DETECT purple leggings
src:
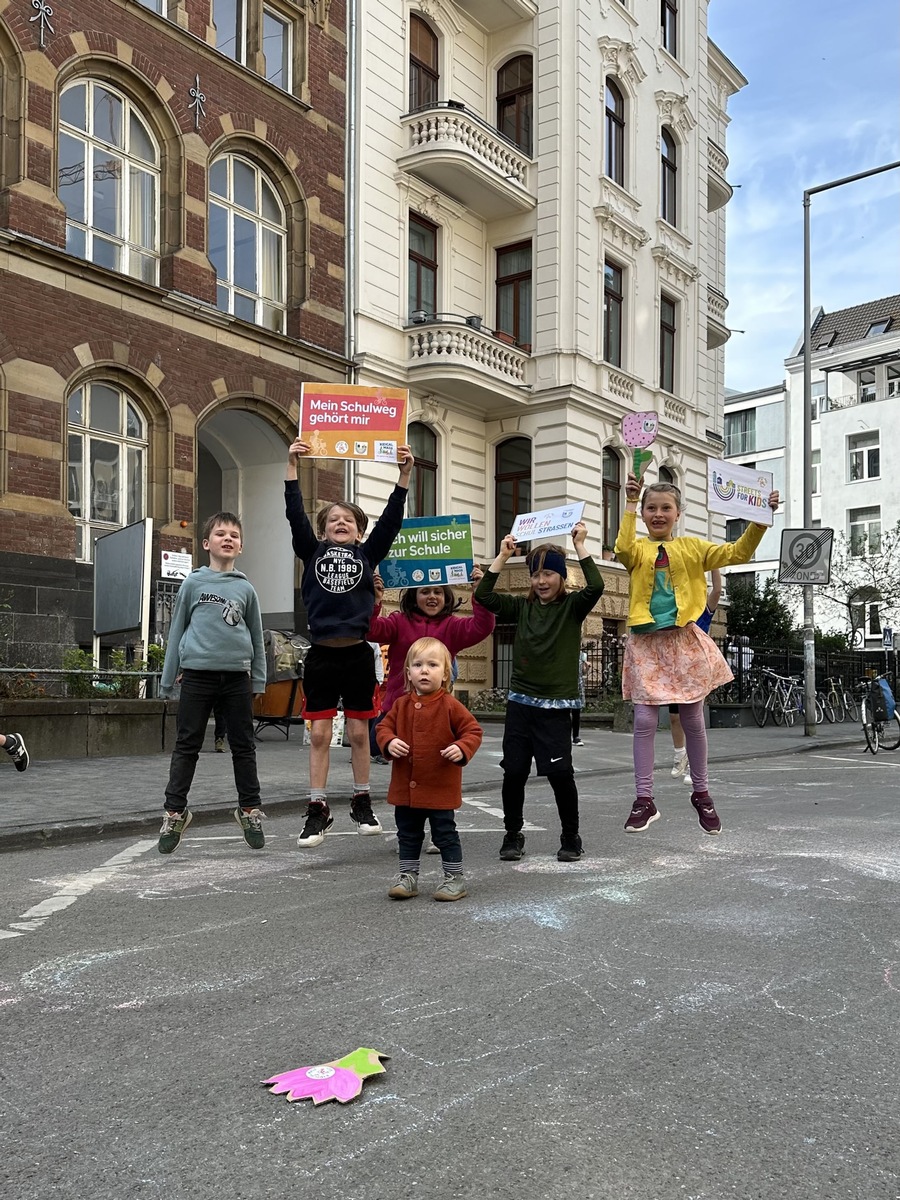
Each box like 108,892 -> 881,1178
633,700 -> 708,797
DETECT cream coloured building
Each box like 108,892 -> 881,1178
347,0 -> 745,689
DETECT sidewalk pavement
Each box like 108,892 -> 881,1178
0,717 -> 863,851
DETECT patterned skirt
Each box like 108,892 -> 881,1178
622,624 -> 733,706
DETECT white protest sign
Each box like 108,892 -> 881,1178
511,501 -> 585,542
707,459 -> 774,527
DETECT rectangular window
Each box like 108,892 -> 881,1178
724,409 -> 756,456
602,450 -> 621,550
659,294 -> 676,393
848,431 -> 880,481
213,0 -> 246,64
263,8 -> 292,90
137,0 -> 164,11
811,449 -> 820,496
888,365 -> 900,397
603,261 -> 623,366
849,507 -> 881,557
810,379 -> 825,422
495,242 -> 532,348
857,368 -> 876,403
725,518 -> 748,542
408,214 -> 438,319
661,0 -> 678,56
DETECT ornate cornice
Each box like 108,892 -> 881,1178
597,37 -> 646,91
651,242 -> 700,287
595,204 -> 650,252
655,90 -> 696,136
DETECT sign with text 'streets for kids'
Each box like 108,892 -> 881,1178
510,501 -> 585,543
299,383 -> 409,462
379,516 -> 474,589
707,459 -> 774,527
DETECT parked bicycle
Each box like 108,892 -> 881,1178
857,676 -> 900,754
819,675 -> 859,723
751,669 -> 820,728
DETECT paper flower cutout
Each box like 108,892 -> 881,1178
263,1048 -> 389,1105
622,411 -> 659,448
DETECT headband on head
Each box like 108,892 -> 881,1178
532,549 -> 568,579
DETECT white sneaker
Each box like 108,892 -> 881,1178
424,835 -> 440,854
671,749 -> 689,778
683,772 -> 693,787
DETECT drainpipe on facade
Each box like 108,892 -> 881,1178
346,0 -> 360,502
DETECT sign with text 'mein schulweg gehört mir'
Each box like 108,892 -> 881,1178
299,383 -> 409,462
379,516 -> 474,589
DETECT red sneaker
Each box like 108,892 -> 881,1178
624,797 -> 659,832
690,792 -> 722,835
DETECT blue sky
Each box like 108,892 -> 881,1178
707,1 -> 900,392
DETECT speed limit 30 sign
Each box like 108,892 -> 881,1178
778,528 -> 834,585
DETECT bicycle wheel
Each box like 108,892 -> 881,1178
782,696 -> 796,726
815,692 -> 827,724
751,686 -> 769,728
861,701 -> 879,754
843,691 -> 860,722
821,692 -> 836,723
881,712 -> 900,751
832,690 -> 846,722
773,691 -> 787,726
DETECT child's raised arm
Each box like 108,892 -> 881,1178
285,437 -> 311,481
396,444 -> 415,490
486,533 -> 518,574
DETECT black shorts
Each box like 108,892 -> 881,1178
302,642 -> 377,720
501,700 -> 573,777
668,704 -> 679,715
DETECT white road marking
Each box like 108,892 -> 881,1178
1,839 -> 156,940
461,796 -> 545,831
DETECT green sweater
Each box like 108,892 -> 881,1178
474,557 -> 604,700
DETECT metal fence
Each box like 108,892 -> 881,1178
0,667 -> 163,700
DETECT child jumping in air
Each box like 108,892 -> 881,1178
158,512 -> 267,854
474,523 -> 604,862
615,475 -> 779,836
285,438 -> 414,848
377,637 -> 483,901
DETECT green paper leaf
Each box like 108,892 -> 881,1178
632,448 -> 653,477
335,1047 -> 390,1078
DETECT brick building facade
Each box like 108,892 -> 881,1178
0,0 -> 349,666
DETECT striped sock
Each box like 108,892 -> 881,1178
441,860 -> 464,876
398,860 -> 420,875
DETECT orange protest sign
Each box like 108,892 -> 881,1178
299,383 -> 409,462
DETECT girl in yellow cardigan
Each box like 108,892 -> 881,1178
614,473 -> 779,836
377,637 -> 483,902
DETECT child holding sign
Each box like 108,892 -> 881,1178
285,438 -> 414,848
615,475 -> 779,836
474,524 -> 603,862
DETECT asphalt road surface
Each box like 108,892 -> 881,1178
1,747 -> 898,1200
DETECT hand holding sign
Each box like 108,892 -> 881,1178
622,412 -> 658,481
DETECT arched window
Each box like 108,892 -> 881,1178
408,422 -> 437,518
495,437 -> 531,547
58,80 -> 160,282
602,449 -> 621,550
67,382 -> 147,562
409,15 -> 439,110
659,465 -> 675,485
604,79 -> 625,186
497,55 -> 533,155
209,154 -> 287,332
660,127 -> 677,225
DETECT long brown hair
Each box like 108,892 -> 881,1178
399,586 -> 462,618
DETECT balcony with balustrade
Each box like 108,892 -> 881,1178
707,284 -> 730,349
707,140 -> 733,211
406,314 -> 531,410
398,103 -> 536,221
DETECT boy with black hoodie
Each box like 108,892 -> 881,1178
158,511 -> 266,854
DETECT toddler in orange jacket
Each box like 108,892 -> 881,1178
377,637 -> 483,902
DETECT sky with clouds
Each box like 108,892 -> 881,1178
707,0 -> 900,392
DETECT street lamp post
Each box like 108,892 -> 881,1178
801,160 -> 900,735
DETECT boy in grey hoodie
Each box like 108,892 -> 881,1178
158,512 -> 266,854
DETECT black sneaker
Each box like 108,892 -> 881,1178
158,809 -> 192,854
297,801 -> 333,848
499,831 -> 525,861
349,792 -> 383,835
557,834 -> 583,862
691,792 -> 722,836
234,806 -> 265,850
4,733 -> 29,773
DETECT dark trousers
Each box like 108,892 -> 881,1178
394,806 -> 462,865
213,700 -> 227,742
571,709 -> 581,740
165,670 -> 260,813
501,769 -> 579,839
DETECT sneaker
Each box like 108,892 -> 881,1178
349,793 -> 383,835
691,792 -> 722,836
4,733 -> 29,773
671,749 -> 689,778
624,797 -> 659,832
499,831 -> 525,861
215,737 -> 227,753
388,871 -> 419,900
371,754 -> 391,766
683,772 -> 693,788
433,874 -> 467,901
424,834 -> 440,854
297,801 -> 333,848
572,737 -> 586,747
557,834 -> 583,862
234,806 -> 265,850
158,808 -> 192,854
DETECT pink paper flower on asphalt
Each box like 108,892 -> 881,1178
263,1048 -> 389,1105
